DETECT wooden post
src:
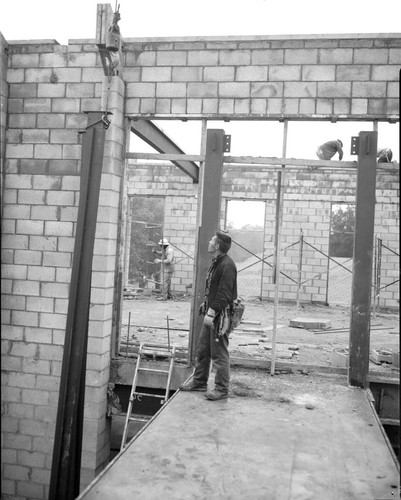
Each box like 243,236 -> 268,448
348,131 -> 377,388
189,129 -> 225,364
49,112 -> 107,499
271,120 -> 288,376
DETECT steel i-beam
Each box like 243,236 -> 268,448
348,131 -> 378,388
49,112 -> 107,499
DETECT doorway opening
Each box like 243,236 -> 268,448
327,203 -> 355,305
225,199 -> 266,300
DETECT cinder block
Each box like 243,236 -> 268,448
19,417 -> 48,436
236,66 -> 267,81
67,52 -> 97,67
8,113 -> 36,128
14,249 -> 42,265
9,83 -> 37,98
17,481 -> 45,499
142,67 -> 172,82
354,48 -> 388,64
6,144 -> 34,158
172,67 -> 202,82
219,82 -> 250,98
11,54 -> 39,68
2,463 -> 30,481
16,220 -> 44,235
2,295 -> 26,310
188,51 -> 219,66
252,49 -> 283,65
18,190 -> 45,204
354,81 -> 387,98
157,51 -> 187,66
39,344 -> 64,361
11,310 -> 39,327
37,113 -> 65,128
44,221 -> 73,237
2,234 -> 29,249
34,144 -> 62,159
269,65 -> 301,81
42,251 -> 71,267
37,83 -> 66,98
22,129 -> 49,143
41,282 -> 69,298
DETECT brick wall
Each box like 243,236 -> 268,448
127,162 -> 399,306
1,26 -> 400,500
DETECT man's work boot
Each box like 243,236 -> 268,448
205,390 -> 228,401
179,381 -> 207,392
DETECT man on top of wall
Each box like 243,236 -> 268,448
377,148 -> 393,163
316,139 -> 344,161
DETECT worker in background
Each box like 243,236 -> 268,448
180,231 -> 237,401
316,139 -> 344,161
377,148 -> 393,163
153,238 -> 175,300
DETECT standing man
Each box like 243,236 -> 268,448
153,238 -> 175,300
316,139 -> 344,161
180,231 -> 237,401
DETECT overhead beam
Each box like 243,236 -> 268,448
129,120 -> 199,182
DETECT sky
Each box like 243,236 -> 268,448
2,0 -> 401,43
2,0 -> 399,229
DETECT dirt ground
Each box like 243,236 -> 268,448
120,294 -> 399,375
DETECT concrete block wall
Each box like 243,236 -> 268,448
123,34 -> 400,120
1,36 -> 125,498
127,162 -> 399,307
1,23 -> 399,500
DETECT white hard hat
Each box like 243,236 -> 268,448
158,238 -> 169,245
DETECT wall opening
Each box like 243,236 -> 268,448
327,203 -> 355,306
225,199 -> 266,300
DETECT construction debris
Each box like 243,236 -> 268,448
370,349 -> 393,365
289,317 -> 332,330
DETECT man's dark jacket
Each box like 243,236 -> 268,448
206,253 -> 237,314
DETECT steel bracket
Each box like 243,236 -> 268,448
224,134 -> 231,153
351,136 -> 359,155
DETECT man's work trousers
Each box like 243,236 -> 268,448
192,321 -> 230,395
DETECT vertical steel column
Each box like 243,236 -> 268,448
348,131 -> 377,388
189,129 -> 225,364
49,112 -> 107,499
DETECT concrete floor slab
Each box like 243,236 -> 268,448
79,371 -> 399,500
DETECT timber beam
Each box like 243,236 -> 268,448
129,120 -> 199,182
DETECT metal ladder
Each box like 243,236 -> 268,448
120,342 -> 176,450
